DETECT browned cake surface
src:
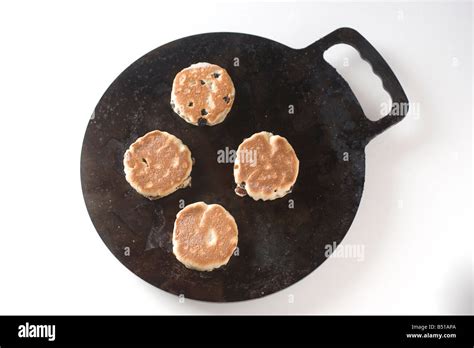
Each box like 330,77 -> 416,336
170,62 -> 235,126
123,130 -> 192,199
173,202 -> 238,271
234,131 -> 299,201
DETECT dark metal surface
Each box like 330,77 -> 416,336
80,27 -> 408,302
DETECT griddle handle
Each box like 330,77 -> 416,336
317,27 -> 409,142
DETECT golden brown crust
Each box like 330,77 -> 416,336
172,202 -> 238,271
123,130 -> 192,199
170,63 -> 235,126
234,131 -> 299,201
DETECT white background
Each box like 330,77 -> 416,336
0,0 -> 472,314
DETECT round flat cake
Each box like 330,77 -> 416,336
123,130 -> 193,199
234,131 -> 299,201
170,62 -> 235,126
173,202 -> 238,271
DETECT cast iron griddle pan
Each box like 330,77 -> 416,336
81,27 -> 408,302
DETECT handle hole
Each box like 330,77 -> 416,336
323,44 -> 392,121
